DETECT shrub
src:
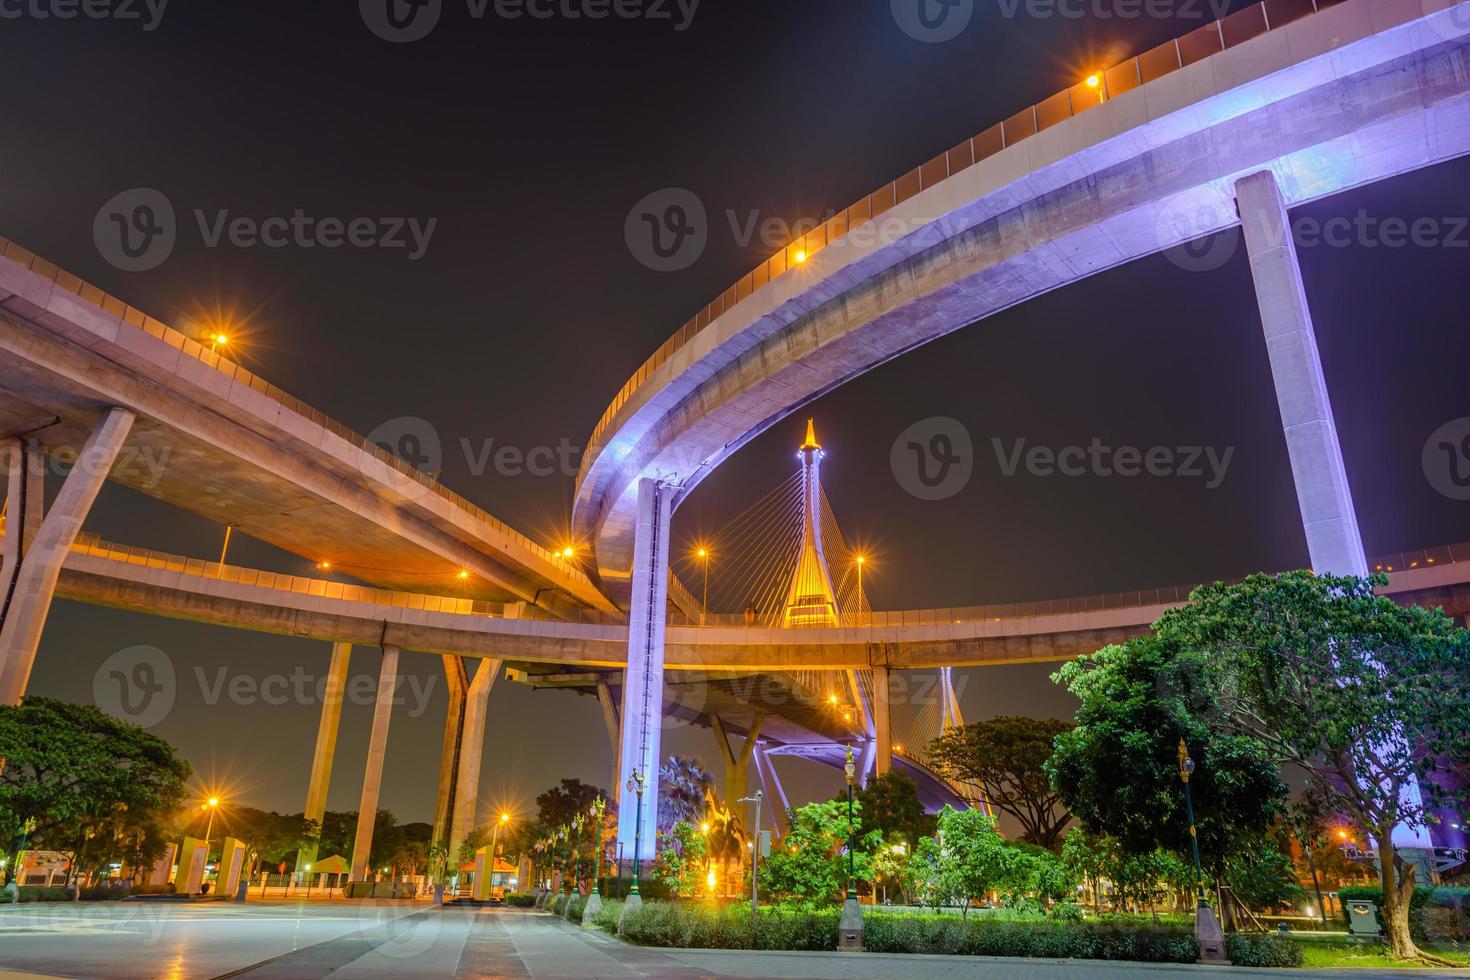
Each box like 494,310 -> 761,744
566,894 -> 585,920
17,886 -> 71,903
863,912 -> 1196,962
505,893 -> 536,908
595,876 -> 671,901
593,898 -> 622,933
616,902 -> 837,951
1049,902 -> 1084,923
1334,884 -> 1470,940
1225,933 -> 1305,968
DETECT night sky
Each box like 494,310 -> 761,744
4,1 -> 1469,831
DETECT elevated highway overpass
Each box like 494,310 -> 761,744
2,0 -> 1467,871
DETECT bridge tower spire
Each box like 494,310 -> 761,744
783,419 -> 841,628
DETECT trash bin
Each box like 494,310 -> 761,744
1347,899 -> 1383,939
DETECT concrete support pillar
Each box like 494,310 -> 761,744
0,409 -> 135,705
296,642 -> 350,875
872,664 -> 892,777
433,655 -> 469,849
448,657 -> 501,863
711,713 -> 763,807
596,677 -> 621,806
21,440 -> 44,553
0,440 -> 21,619
351,644 -> 399,881
616,478 -> 672,863
1236,170 -> 1368,577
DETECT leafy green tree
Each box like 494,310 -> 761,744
871,831 -> 913,904
1048,635 -> 1287,875
1224,837 -> 1304,913
760,799 -> 881,903
1155,571 -> 1470,962
0,697 -> 189,883
221,808 -> 317,872
656,819 -> 710,897
849,770 -> 935,850
536,779 -> 605,828
1060,828 -> 1113,913
928,716 -> 1074,850
925,806 -> 1038,915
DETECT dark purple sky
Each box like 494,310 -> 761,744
4,0 -> 1468,829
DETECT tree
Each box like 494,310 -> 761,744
1048,636 -> 1287,875
928,716 -> 1074,850
0,697 -> 190,883
221,808 -> 317,873
850,770 -> 935,850
656,819 -> 710,897
760,799 -> 881,903
536,779 -> 605,828
657,756 -> 714,833
1224,837 -> 1304,913
924,806 -> 1042,915
1155,571 -> 1470,962
871,832 -> 913,904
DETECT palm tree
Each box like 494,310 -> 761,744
657,756 -> 714,834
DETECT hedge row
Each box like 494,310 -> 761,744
504,893 -> 537,908
1337,885 -> 1470,941
611,902 -> 1302,966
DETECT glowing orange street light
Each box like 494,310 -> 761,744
694,545 -> 712,625
1085,73 -> 1100,88
793,249 -> 808,264
209,333 -> 229,352
457,570 -> 470,581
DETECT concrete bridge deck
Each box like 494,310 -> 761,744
0,243 -> 612,617
574,0 -> 1470,587
21,528 -> 1470,670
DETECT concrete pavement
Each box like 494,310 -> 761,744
2,903 -> 1468,979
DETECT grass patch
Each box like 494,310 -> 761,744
1291,934 -> 1470,969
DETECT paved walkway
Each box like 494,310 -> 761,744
1,903 -> 1467,979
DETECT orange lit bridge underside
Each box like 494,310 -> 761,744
43,533 -> 1470,672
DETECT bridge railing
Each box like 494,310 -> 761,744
585,0 -> 1341,463
0,235 -> 588,587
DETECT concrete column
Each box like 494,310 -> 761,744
448,657 -> 501,863
351,644 -> 399,881
296,642 -> 350,874
711,713 -> 763,806
1236,170 -> 1368,577
433,655 -> 469,848
596,677 -> 621,806
20,440 -> 44,554
0,409 -> 134,705
616,478 -> 672,862
0,440 -> 20,619
872,664 -> 892,777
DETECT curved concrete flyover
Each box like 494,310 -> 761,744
574,0 -> 1470,586
41,532 -> 1470,670
0,240 -> 613,617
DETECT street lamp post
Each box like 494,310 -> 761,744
488,812 -> 509,902
737,791 -> 762,917
838,746 -> 864,951
582,797 -> 606,926
618,769 -> 646,930
566,815 -> 585,920
1178,739 -> 1229,964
